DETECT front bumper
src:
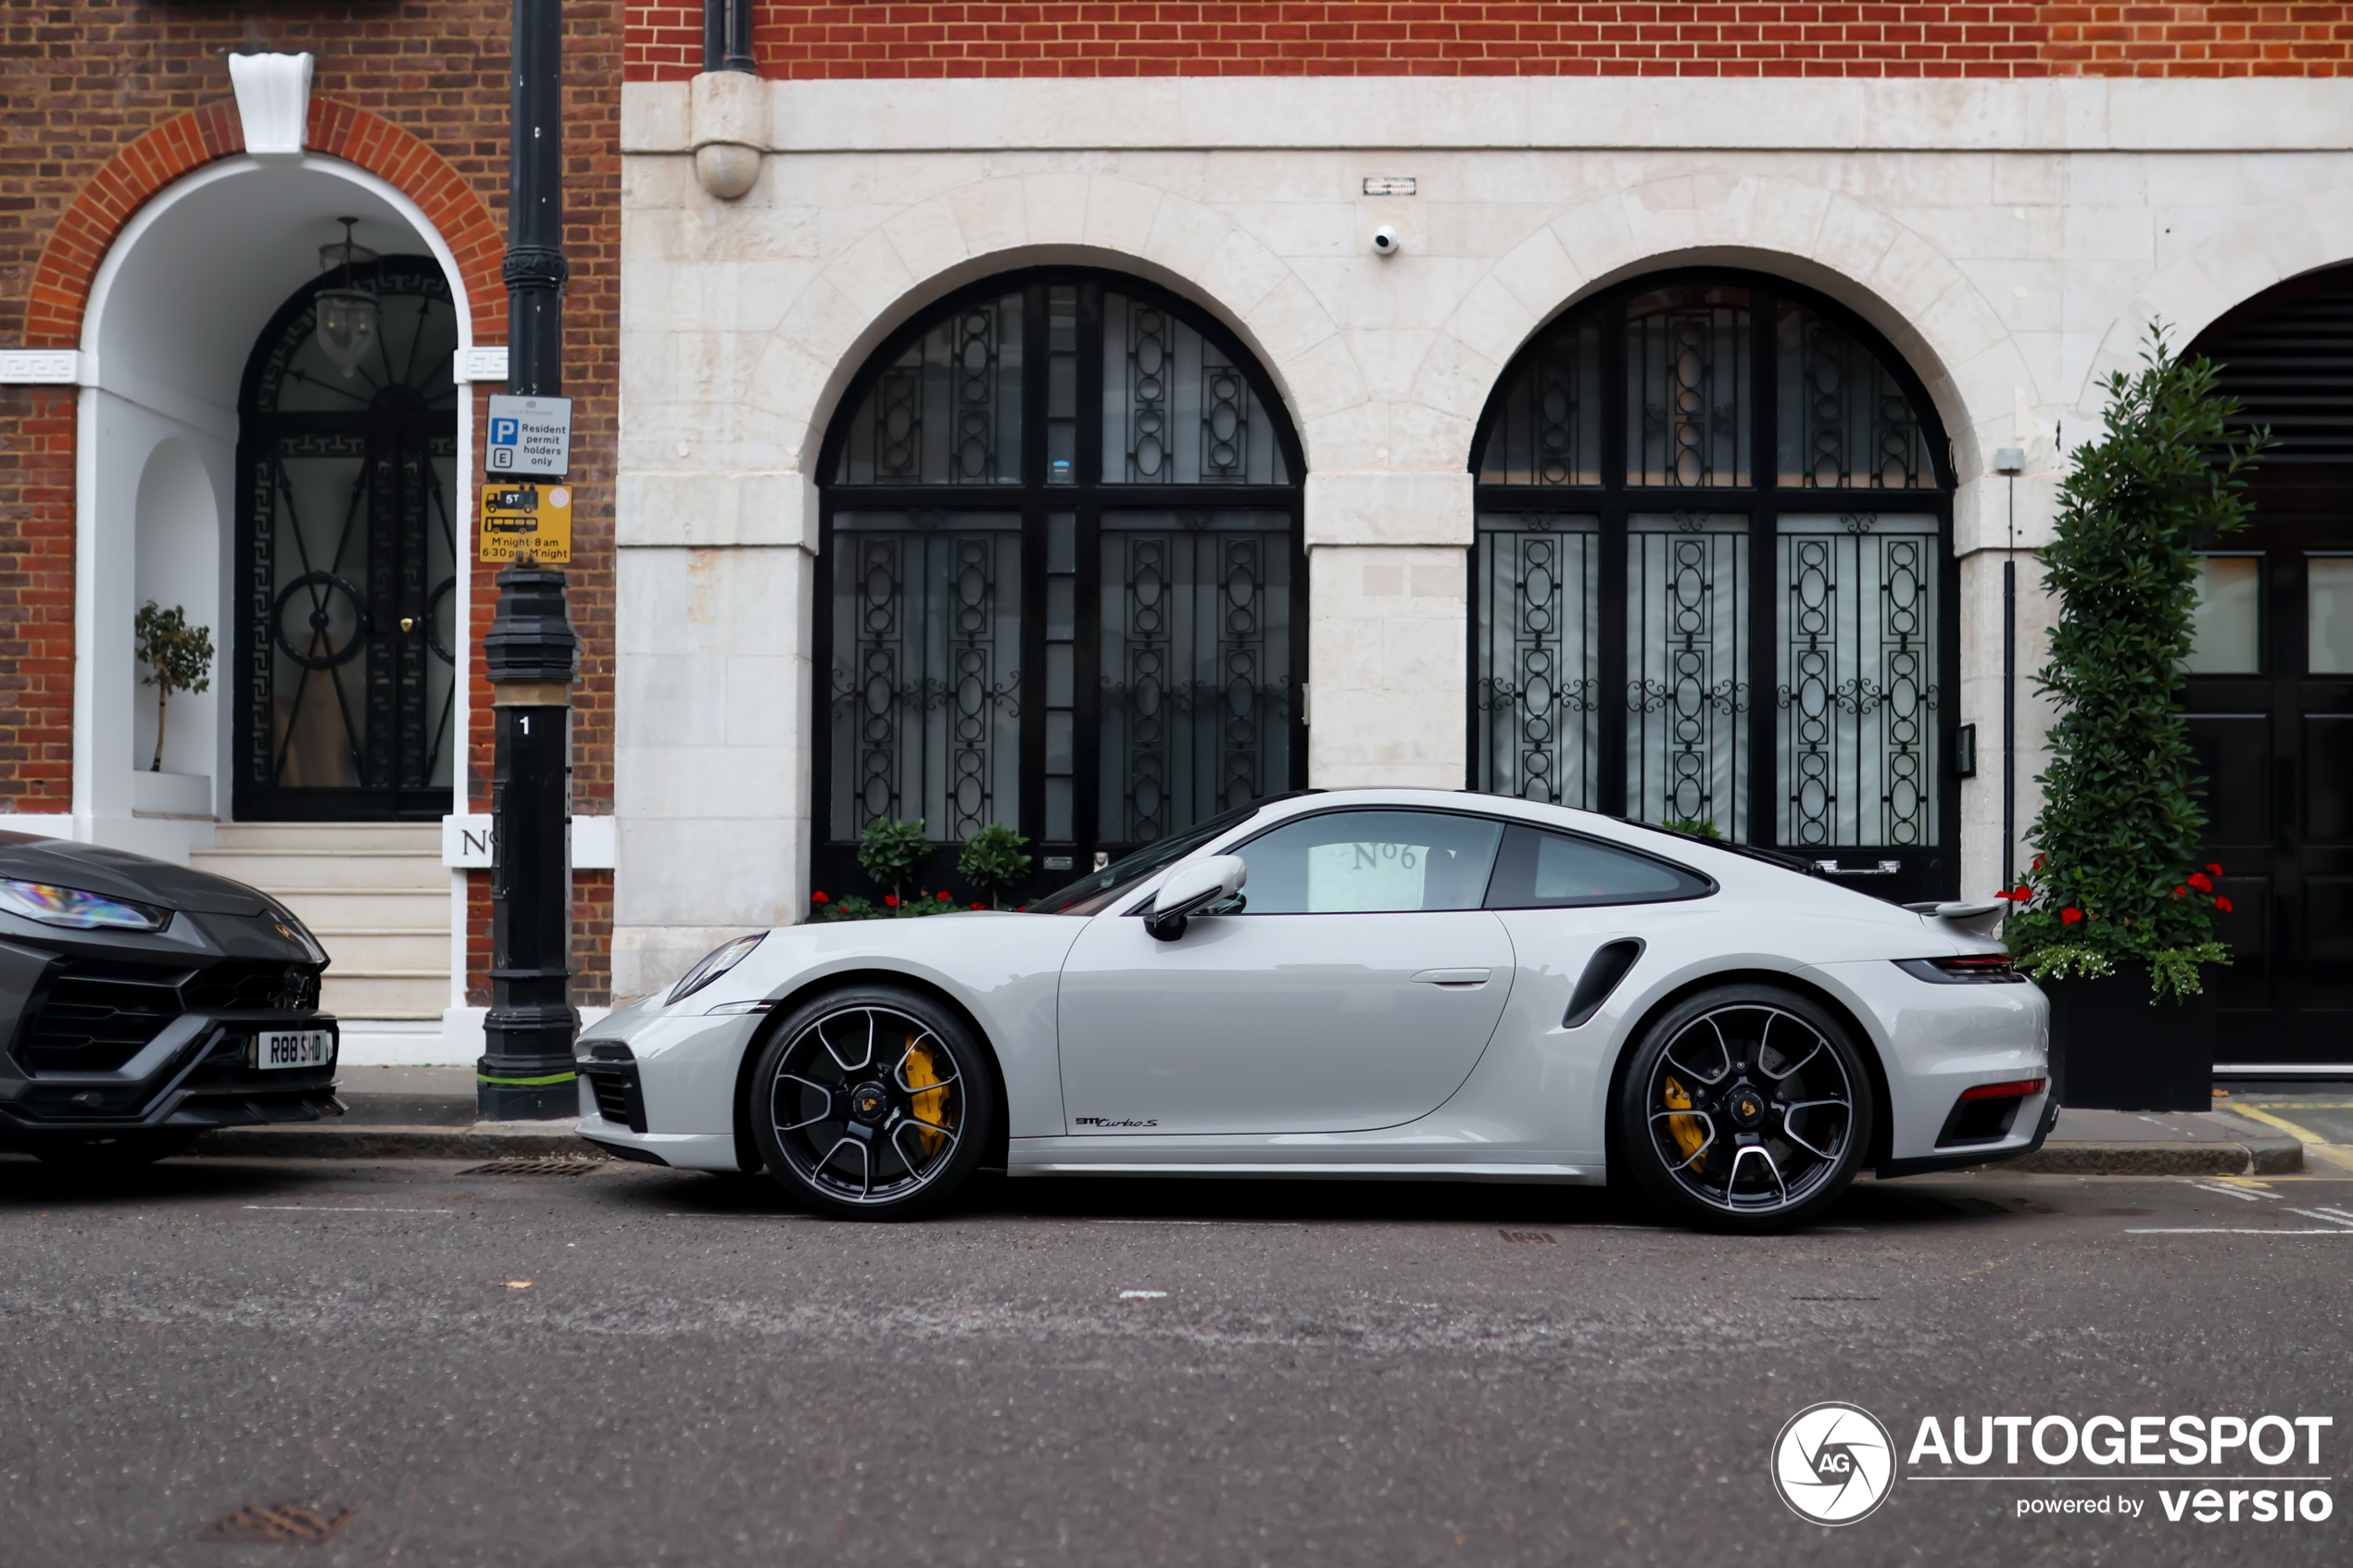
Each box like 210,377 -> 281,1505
0,1013 -> 342,1141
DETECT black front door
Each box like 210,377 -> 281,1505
2188,267 -> 2353,1068
233,257 -> 459,822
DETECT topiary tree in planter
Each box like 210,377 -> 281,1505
957,823 -> 1032,910
1998,327 -> 2266,1108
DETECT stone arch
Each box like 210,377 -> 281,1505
1417,176 -> 2024,483
768,174 -> 1356,479
27,97 -> 507,349
2082,187 -> 2353,408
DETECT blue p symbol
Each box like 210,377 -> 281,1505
490,418 -> 519,445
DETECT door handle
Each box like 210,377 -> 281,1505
1814,859 -> 1899,877
1411,968 -> 1491,986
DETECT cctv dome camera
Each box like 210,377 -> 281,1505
1371,226 -> 1401,257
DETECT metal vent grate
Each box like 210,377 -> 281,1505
17,966 -> 183,1073
2204,275 -> 2353,464
458,1156 -> 610,1176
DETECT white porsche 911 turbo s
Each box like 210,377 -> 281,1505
574,789 -> 2053,1231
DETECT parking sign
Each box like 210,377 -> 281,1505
484,395 -> 572,478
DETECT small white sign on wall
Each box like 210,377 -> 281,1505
0,350 -> 80,384
441,813 -> 615,870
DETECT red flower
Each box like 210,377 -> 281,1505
2206,863 -> 2223,877
812,890 -> 828,903
1995,885 -> 2032,903
2215,896 -> 2233,913
971,902 -> 985,910
2061,907 -> 2084,925
885,895 -> 899,907
937,890 -> 951,902
2173,885 -> 2187,898
2032,854 -> 2046,870
2187,871 -> 2213,892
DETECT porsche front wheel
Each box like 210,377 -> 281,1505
748,987 -> 997,1221
1614,985 -> 1874,1233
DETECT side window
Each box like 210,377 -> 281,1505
1484,823 -> 1712,909
1232,810 -> 1504,914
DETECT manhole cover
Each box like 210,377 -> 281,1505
1496,1229 -> 1555,1244
201,1503 -> 359,1543
458,1156 -> 609,1176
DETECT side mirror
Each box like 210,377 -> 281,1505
1145,854 -> 1247,942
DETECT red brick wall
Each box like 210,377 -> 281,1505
0,5 -> 621,1002
627,0 -> 2352,78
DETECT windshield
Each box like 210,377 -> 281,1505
1026,797 -> 1290,915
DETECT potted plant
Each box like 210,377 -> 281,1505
1998,328 -> 2264,1111
132,601 -> 214,772
957,823 -> 1033,909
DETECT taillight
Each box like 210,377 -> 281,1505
1959,1076 -> 2046,1101
1894,954 -> 2024,984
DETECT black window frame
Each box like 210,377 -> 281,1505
812,268 -> 1309,907
1467,267 -> 1962,905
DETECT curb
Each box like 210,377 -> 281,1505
192,1122 -> 599,1161
1999,1137 -> 2302,1178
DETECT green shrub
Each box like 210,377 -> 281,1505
957,824 -> 1033,909
2002,326 -> 2265,1002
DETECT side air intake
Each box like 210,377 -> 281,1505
1563,939 -> 1643,1029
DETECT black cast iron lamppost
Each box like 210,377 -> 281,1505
478,0 -> 580,1120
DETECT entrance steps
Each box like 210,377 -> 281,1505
191,823 -> 450,1021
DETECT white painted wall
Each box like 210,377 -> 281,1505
131,438 -> 224,788
614,77 -> 2353,992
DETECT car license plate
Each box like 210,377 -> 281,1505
254,1029 -> 334,1071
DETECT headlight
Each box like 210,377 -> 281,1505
0,877 -> 170,932
668,933 -> 763,1005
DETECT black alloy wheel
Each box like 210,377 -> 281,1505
748,986 -> 997,1220
1615,984 -> 1873,1232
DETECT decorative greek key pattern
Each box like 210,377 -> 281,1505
828,514 -> 1024,841
1775,513 -> 1940,847
1628,513 -> 1750,838
1473,515 -> 1600,806
1098,512 -> 1291,844
1775,305 -> 1930,489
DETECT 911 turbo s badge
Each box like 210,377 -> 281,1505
1074,1117 -> 1158,1128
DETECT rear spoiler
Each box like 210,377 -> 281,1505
1903,900 -> 2007,940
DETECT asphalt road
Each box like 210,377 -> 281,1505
2,1153 -> 2348,1567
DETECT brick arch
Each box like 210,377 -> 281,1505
25,97 -> 506,349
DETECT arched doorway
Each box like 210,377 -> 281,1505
1467,269 -> 1959,903
814,268 -> 1306,900
232,255 -> 460,821
2186,265 -> 2353,1069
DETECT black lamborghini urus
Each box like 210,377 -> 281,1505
0,831 -> 339,1167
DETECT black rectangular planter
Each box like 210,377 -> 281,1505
2043,963 -> 2215,1111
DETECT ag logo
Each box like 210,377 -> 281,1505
1770,1402 -> 1896,1525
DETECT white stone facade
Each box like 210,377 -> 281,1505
611,75 -> 2353,997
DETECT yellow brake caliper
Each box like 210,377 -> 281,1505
1662,1075 -> 1706,1169
902,1037 -> 951,1157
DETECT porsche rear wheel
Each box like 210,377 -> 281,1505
1614,985 -> 1873,1233
748,986 -> 997,1221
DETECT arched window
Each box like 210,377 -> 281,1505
234,256 -> 460,821
1470,270 -> 1957,900
815,270 -> 1306,897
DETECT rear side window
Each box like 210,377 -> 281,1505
1230,809 -> 1505,914
1484,823 -> 1712,909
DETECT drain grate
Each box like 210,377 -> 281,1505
201,1503 -> 359,1544
1497,1229 -> 1556,1244
458,1156 -> 610,1177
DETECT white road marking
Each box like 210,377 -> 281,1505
245,1212 -> 454,1222
2127,1227 -> 2353,1236
1118,1289 -> 1168,1299
2284,1207 -> 2353,1228
2187,1182 -> 2266,1202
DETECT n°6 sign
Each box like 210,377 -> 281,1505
485,394 -> 572,478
